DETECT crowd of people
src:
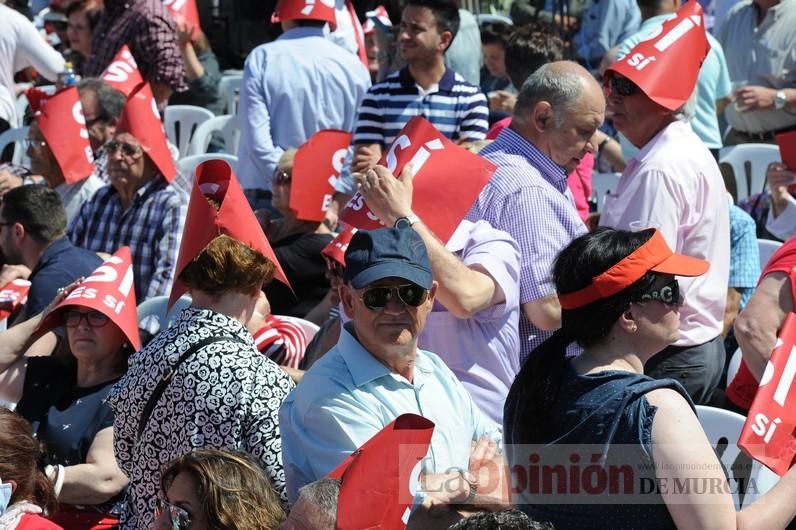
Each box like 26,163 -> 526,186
0,0 -> 795,528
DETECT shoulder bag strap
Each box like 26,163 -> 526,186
135,334 -> 245,442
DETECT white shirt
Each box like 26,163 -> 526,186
0,5 -> 64,126
600,120 -> 730,346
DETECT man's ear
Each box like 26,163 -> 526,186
532,101 -> 554,132
438,30 -> 453,52
340,284 -> 356,319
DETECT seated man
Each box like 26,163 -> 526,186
280,227 -> 503,505
69,85 -> 186,303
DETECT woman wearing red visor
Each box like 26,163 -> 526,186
505,228 -> 796,530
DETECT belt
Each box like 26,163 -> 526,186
730,129 -> 776,142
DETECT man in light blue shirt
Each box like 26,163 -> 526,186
573,0 -> 641,72
615,0 -> 731,159
237,0 -> 370,209
279,227 -> 502,505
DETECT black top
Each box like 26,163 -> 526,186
266,231 -> 333,317
16,356 -> 117,467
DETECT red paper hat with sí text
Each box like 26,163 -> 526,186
271,0 -> 337,30
33,247 -> 141,351
321,225 -> 357,268
0,279 -> 31,322
117,82 -> 176,183
606,1 -> 709,111
328,414 -> 435,530
169,159 -> 290,308
101,45 -> 144,97
35,86 -> 95,184
163,0 -> 201,30
291,130 -> 352,223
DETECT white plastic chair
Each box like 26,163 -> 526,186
757,238 -> 783,272
726,347 -> 742,386
695,405 -> 779,509
218,74 -> 243,116
0,126 -> 30,165
186,114 -> 241,156
719,144 -> 781,203
137,294 -> 192,337
590,172 -> 621,212
164,105 -> 215,158
275,315 -> 320,342
177,154 -> 238,183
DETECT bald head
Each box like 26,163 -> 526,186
514,61 -> 602,125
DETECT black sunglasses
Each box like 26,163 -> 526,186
64,309 -> 110,328
607,76 -> 641,97
637,278 -> 682,307
361,283 -> 429,311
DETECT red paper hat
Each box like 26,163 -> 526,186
776,129 -> 796,172
34,247 -> 141,351
0,279 -> 31,322
328,414 -> 435,530
321,225 -> 358,267
117,82 -> 176,183
291,130 -> 352,222
35,87 -> 96,185
169,159 -> 290,307
363,5 -> 392,34
271,0 -> 337,30
100,45 -> 144,97
339,116 -> 496,244
606,1 -> 709,111
163,0 -> 201,30
24,87 -> 51,114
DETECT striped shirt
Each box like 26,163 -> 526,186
68,176 -> 186,303
253,315 -> 308,370
353,66 -> 488,147
466,128 -> 586,362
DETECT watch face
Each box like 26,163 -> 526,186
395,219 -> 411,229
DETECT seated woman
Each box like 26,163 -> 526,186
155,449 -> 285,530
505,227 -> 796,530
65,0 -> 104,77
0,408 -> 62,529
263,150 -> 333,317
0,257 -> 137,529
109,234 -> 295,529
740,161 -> 796,242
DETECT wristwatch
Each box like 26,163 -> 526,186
775,90 -> 787,110
459,470 -> 479,505
393,213 -> 420,229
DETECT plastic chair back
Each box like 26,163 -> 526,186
164,105 -> 215,158
0,126 -> 30,166
757,238 -> 783,273
177,154 -> 238,183
219,74 -> 243,116
186,115 -> 241,156
719,144 -> 781,203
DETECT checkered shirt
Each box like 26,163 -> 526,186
68,176 -> 187,303
83,0 -> 187,92
729,204 -> 760,309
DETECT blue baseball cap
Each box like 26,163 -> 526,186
343,227 -> 433,290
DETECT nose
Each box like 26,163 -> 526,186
382,291 -> 407,315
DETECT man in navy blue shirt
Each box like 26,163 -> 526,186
0,185 -> 101,322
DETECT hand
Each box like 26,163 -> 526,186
176,22 -> 196,47
766,162 -> 795,214
406,497 -> 466,530
466,437 -> 510,509
734,85 -> 777,112
489,90 -> 516,113
322,200 -> 340,231
351,144 -> 382,173
0,171 -> 23,195
355,164 -> 414,226
0,264 -> 31,287
41,277 -> 83,319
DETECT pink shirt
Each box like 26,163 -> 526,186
488,117 -> 594,221
600,120 -> 730,346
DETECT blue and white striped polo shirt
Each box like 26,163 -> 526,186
352,67 -> 488,146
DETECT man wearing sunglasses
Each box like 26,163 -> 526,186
280,227 -> 505,508
599,68 -> 730,405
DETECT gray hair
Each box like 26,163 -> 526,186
77,78 -> 126,124
515,63 -> 584,127
296,478 -> 341,522
673,84 -> 699,123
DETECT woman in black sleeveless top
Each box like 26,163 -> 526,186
505,227 -> 796,530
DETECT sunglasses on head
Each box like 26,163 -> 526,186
637,278 -> 682,307
607,76 -> 641,97
155,498 -> 192,530
360,283 -> 429,311
105,140 -> 143,158
273,169 -> 291,186
64,309 -> 110,328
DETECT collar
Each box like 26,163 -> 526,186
278,27 -> 326,41
337,321 -> 433,387
631,119 -> 686,164
497,127 -> 568,188
398,66 -> 456,92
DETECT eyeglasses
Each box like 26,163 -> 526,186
23,138 -> 47,150
637,278 -> 682,307
105,140 -> 143,159
155,499 -> 192,530
64,309 -> 110,328
606,76 -> 641,97
273,169 -> 291,186
360,283 -> 429,311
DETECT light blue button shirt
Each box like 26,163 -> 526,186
616,14 -> 731,151
279,322 -> 500,504
236,27 -> 370,191
573,0 -> 641,69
